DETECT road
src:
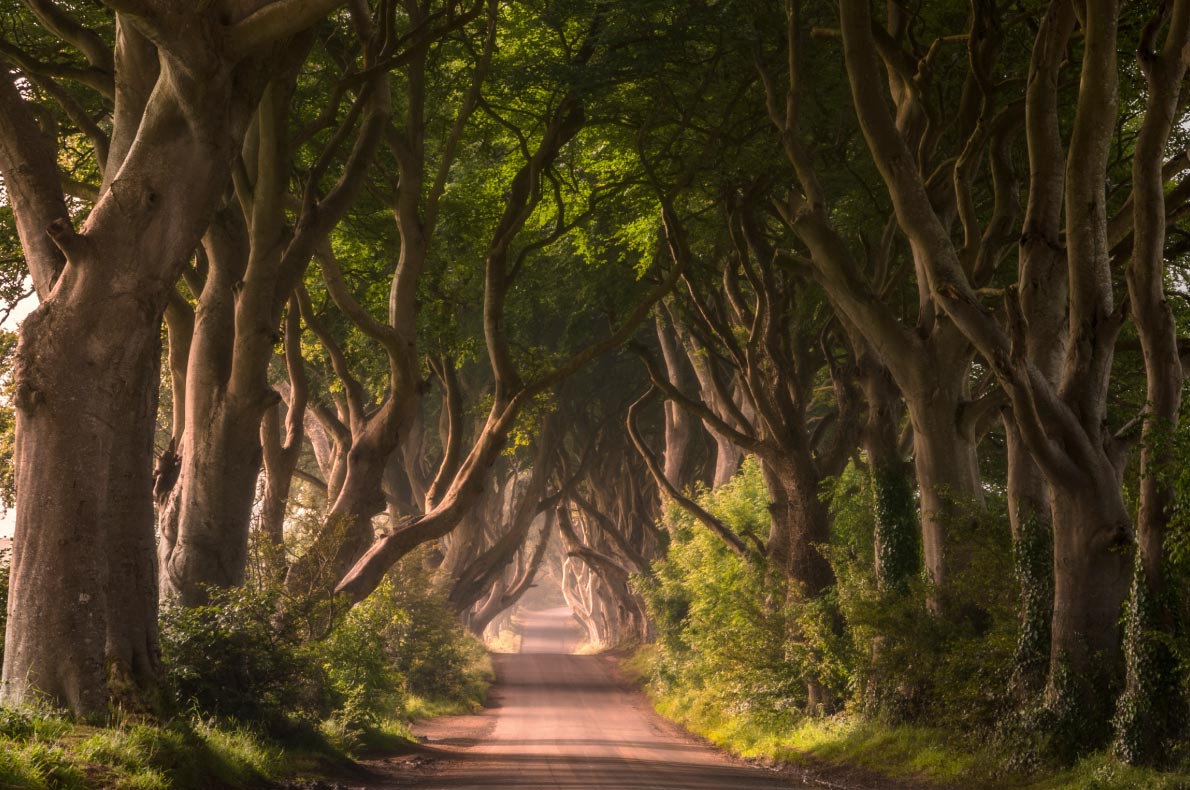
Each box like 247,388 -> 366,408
387,607 -> 902,790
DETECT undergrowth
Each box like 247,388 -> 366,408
631,643 -> 1190,789
630,458 -> 1190,789
0,545 -> 491,790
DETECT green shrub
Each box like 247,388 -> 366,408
318,553 -> 489,718
159,585 -> 333,730
0,706 -> 36,739
158,548 -> 489,747
637,459 -> 818,722
315,578 -> 408,748
382,555 -> 490,703
638,457 -> 1019,739
826,465 -> 1018,730
0,533 -> 491,786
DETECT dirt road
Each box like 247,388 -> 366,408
365,607 -> 910,790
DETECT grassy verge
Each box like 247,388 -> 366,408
404,650 -> 493,721
484,624 -> 522,655
624,647 -> 1190,790
0,649 -> 493,790
346,648 -> 493,762
0,711 -> 291,790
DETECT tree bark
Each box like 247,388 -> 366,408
158,207 -> 270,604
161,54 -> 386,604
857,354 -> 918,594
655,313 -> 699,490
1047,481 -> 1132,720
1114,0 -> 1190,761
259,299 -> 309,560
761,454 -> 834,597
2,46 -> 243,715
5,304 -> 164,714
905,383 -> 981,604
1004,419 -> 1052,700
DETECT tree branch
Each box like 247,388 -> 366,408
626,387 -> 751,559
0,68 -> 70,295
230,0 -> 350,57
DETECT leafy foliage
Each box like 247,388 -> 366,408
827,467 -> 1019,730
639,458 -> 1019,750
159,548 -> 488,749
637,458 -> 849,726
159,586 -> 333,731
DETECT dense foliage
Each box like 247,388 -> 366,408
635,449 -> 1190,783
7,0 -> 1190,786
0,548 -> 490,787
159,550 -> 488,747
640,459 -> 1015,731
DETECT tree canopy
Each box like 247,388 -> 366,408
3,0 -> 1190,779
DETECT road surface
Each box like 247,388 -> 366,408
387,607 -> 901,789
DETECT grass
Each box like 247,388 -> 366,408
484,624 -> 522,654
0,711 -> 289,790
0,649 -> 494,790
628,646 -> 1190,790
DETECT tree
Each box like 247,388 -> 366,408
0,0 -> 357,716
156,11 -> 391,604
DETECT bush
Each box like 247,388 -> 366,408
316,552 -> 489,744
379,553 -> 489,703
159,585 -> 333,731
826,463 -> 1018,730
159,548 -> 489,747
637,457 -> 1019,739
637,459 -> 819,723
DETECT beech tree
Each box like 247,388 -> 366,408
0,0 -> 360,715
156,6 -> 394,604
817,0 -> 1190,747
5,0 -> 1190,770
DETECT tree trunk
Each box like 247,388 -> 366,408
4,294 -> 164,716
859,358 -> 918,593
1,47 -> 249,713
160,57 -> 383,605
1005,420 -> 1052,700
103,348 -> 164,709
761,455 -> 833,597
676,324 -> 744,488
1046,480 -> 1132,738
1114,0 -> 1190,762
259,405 -> 296,555
656,314 -> 699,490
905,385 -> 980,608
158,400 -> 270,605
156,209 -> 261,604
